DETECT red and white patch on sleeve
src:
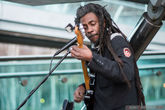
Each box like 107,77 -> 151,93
123,48 -> 131,58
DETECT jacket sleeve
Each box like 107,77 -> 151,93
87,35 -> 135,83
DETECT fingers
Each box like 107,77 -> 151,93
74,86 -> 85,103
70,45 -> 92,61
74,91 -> 84,103
70,45 -> 86,52
70,46 -> 82,59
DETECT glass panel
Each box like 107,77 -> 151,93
0,75 -> 84,110
0,58 -> 84,110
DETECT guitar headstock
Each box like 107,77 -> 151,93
74,23 -> 86,48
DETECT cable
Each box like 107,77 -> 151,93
16,50 -> 70,110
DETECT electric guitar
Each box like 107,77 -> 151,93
62,24 -> 94,110
75,24 -> 95,110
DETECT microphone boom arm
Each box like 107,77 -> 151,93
129,0 -> 165,60
16,50 -> 70,110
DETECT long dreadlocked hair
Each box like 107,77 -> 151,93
75,3 -> 145,106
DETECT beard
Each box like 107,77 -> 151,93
86,33 -> 100,47
94,38 -> 99,47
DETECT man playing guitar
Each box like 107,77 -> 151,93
70,3 -> 145,110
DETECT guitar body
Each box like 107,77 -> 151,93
84,72 -> 95,110
84,93 -> 94,110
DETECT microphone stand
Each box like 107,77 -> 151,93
16,50 -> 70,110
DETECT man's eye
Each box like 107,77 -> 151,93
91,22 -> 96,26
83,27 -> 87,30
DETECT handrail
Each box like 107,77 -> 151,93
0,55 -> 73,61
1,51 -> 165,61
0,69 -> 82,78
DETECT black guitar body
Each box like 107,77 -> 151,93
62,72 -> 95,110
84,94 -> 94,110
84,72 -> 95,110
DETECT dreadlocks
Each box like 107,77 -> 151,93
75,3 -> 145,106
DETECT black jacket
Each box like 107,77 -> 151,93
87,35 -> 138,110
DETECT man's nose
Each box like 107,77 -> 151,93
87,26 -> 93,34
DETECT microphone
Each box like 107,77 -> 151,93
54,37 -> 77,56
55,23 -> 86,56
